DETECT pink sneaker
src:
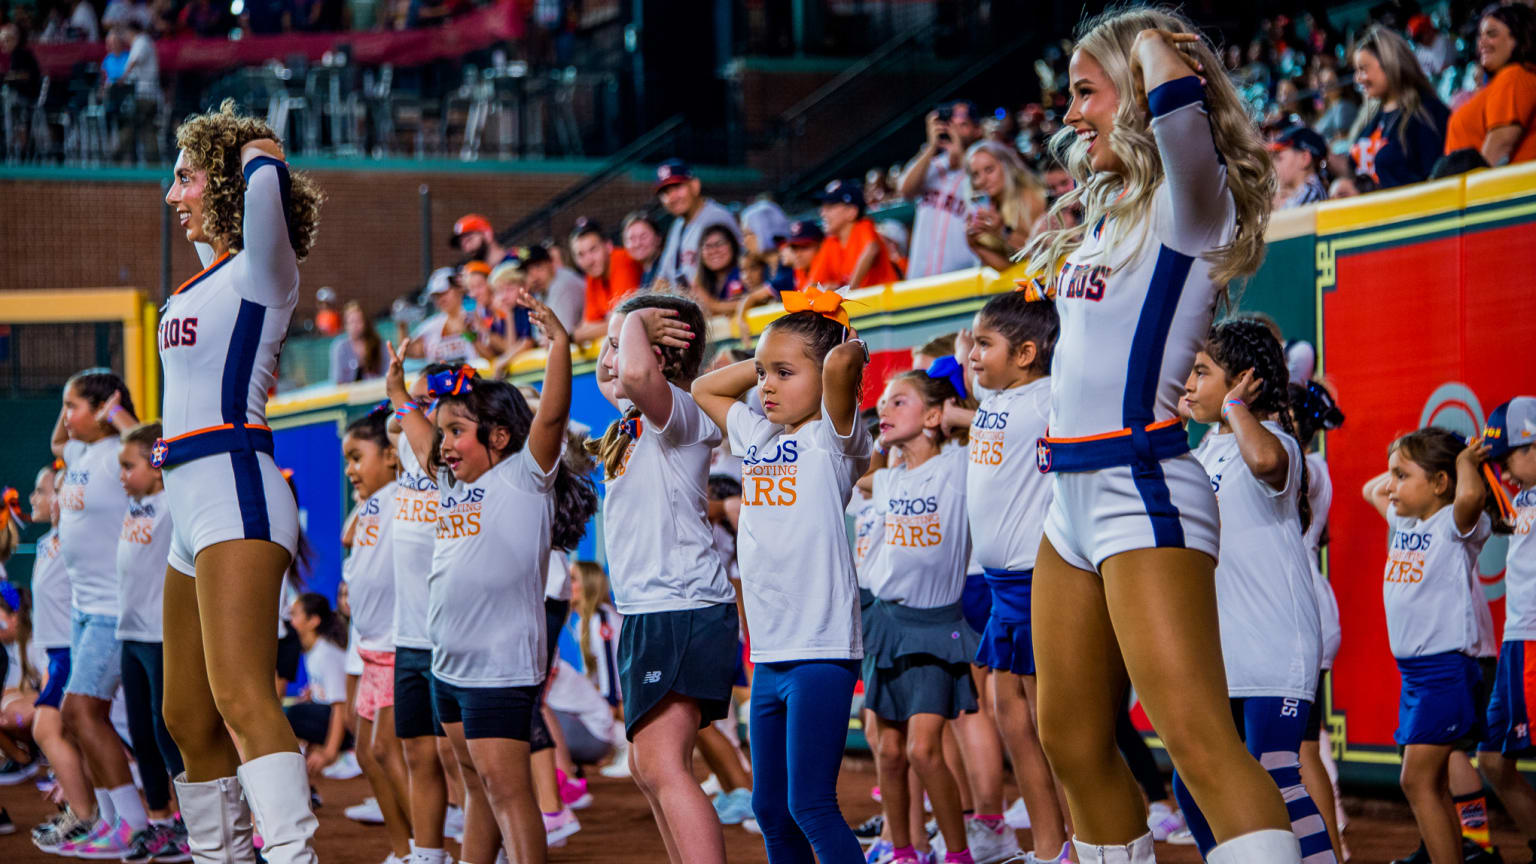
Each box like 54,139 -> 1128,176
542,808 -> 581,847
558,773 -> 591,810
56,817 -> 109,855
71,817 -> 138,859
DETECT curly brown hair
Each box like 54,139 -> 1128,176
174,99 -> 323,260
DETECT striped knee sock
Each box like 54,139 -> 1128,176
1263,754 -> 1337,864
1454,791 -> 1492,852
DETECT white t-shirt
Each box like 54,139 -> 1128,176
115,491 -> 172,643
411,313 -> 475,365
345,483 -> 398,652
546,548 -> 572,602
31,530 -> 72,650
391,441 -> 438,651
967,378 -> 1053,572
869,445 -> 970,608
303,639 -> 349,705
546,658 -> 618,745
1194,425 -> 1320,701
906,157 -> 977,279
59,437 -> 129,617
1383,504 -> 1493,659
603,384 -> 735,614
428,448 -> 557,687
849,490 -> 883,591
1303,453 -> 1341,670
727,401 -> 871,662
345,625 -> 363,676
582,603 -> 624,703
1501,488 -> 1536,642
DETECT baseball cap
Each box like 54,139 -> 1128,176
460,260 -> 492,278
815,179 -> 864,209
1407,14 -> 1434,41
784,220 -> 824,247
1486,397 -> 1536,459
1268,125 -> 1328,162
451,214 -> 493,249
425,266 -> 460,296
655,159 -> 694,192
519,245 -> 553,267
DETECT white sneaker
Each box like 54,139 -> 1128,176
1167,828 -> 1197,846
543,807 -> 581,847
344,797 -> 385,825
742,818 -> 761,835
699,773 -> 723,797
967,817 -> 1022,864
1146,802 -> 1186,842
321,751 -> 363,781
380,856 -> 406,864
442,805 -> 465,841
1004,797 -> 1032,830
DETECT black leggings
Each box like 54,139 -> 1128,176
1116,685 -> 1168,805
121,640 -> 184,811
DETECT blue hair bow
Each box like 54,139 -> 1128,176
424,365 -> 478,414
0,582 -> 20,613
619,416 -> 643,439
926,356 -> 967,401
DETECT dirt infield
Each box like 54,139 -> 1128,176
0,755 -> 1528,863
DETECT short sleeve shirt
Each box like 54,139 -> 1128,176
966,378 -> 1053,572
30,530 -> 72,650
303,640 -> 349,704
868,445 -> 970,608
583,249 -> 643,323
391,443 -> 438,650
1445,63 -> 1536,164
807,219 -> 899,289
59,437 -> 130,616
115,491 -> 173,642
906,158 -> 978,278
1382,504 -> 1493,658
1503,488 -> 1536,641
345,483 -> 397,652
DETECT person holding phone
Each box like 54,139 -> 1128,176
964,139 -> 1048,271
897,99 -> 983,279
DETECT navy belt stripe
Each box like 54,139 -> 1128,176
224,298 -> 271,541
1123,245 -> 1194,546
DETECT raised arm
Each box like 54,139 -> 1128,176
896,112 -> 946,199
692,359 -> 758,435
1133,30 -> 1228,244
522,291 -> 572,474
1362,471 -> 1391,521
1453,438 -> 1490,535
823,338 -> 869,437
1222,369 -> 1289,490
50,406 -> 68,460
237,140 -> 300,308
618,307 -> 695,427
384,338 -> 435,472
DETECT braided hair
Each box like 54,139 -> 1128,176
586,293 -> 708,481
1206,318 -> 1311,533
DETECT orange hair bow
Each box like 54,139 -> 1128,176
2,487 -> 26,527
782,285 -> 852,328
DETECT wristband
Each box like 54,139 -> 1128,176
106,405 -> 123,421
1221,398 -> 1245,420
394,402 -> 417,420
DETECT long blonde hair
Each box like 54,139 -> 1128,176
1021,6 -> 1274,294
965,139 -> 1047,256
572,561 -> 611,682
1347,24 -> 1444,151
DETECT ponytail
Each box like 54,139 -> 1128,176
295,592 -> 348,649
586,407 -> 641,482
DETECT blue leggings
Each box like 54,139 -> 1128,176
749,659 -> 863,864
1173,697 -> 1336,862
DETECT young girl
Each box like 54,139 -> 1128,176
861,366 -> 978,864
1183,320 -> 1334,862
388,362 -> 457,864
571,560 -> 623,711
1363,428 -> 1497,864
1476,397 -> 1536,856
286,593 -> 352,779
694,288 -> 872,863
115,422 -> 191,860
956,292 -> 1069,864
387,290 -> 597,864
341,404 -> 413,864
588,292 -> 741,864
1018,8 -> 1297,861
48,368 -> 146,858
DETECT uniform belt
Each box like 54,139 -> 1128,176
1035,417 -> 1189,473
151,423 -> 274,469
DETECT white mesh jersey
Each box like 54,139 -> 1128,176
158,156 -> 298,442
1047,77 -> 1235,441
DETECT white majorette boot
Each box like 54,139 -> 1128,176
1073,832 -> 1157,864
236,752 -> 319,864
174,772 -> 258,864
1207,829 -> 1303,864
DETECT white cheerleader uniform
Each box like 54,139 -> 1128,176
157,156 -> 300,573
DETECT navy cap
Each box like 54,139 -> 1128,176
814,179 -> 864,209
655,159 -> 695,191
784,220 -> 825,247
1486,397 -> 1536,460
1269,125 -> 1328,162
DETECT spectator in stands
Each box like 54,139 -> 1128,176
1349,24 -> 1450,189
313,286 -> 341,336
1329,175 -> 1370,199
101,28 -> 129,85
241,0 -> 292,36
1270,125 -> 1330,209
653,158 -> 741,291
621,211 -> 664,288
898,100 -> 982,279
570,219 -> 640,343
519,244 -> 585,337
733,219 -> 824,340
0,24 -> 41,106
739,199 -> 796,296
111,19 -> 159,164
1313,67 -> 1360,145
1445,4 -> 1536,167
807,179 -> 899,291
39,0 -> 99,42
963,138 -> 1046,272
1408,13 -> 1458,82
488,261 -> 534,358
451,212 -> 513,265
691,224 -> 747,315
102,0 -> 155,32
400,267 -> 476,365
1430,147 -> 1491,179
406,0 -> 469,29
330,301 -> 387,384
178,0 -> 228,37
863,167 -> 892,207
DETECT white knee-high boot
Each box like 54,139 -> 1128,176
1073,832 -> 1156,863
1207,829 -> 1303,864
174,773 -> 258,864
237,752 -> 319,864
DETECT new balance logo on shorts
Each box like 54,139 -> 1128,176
643,671 -> 662,685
